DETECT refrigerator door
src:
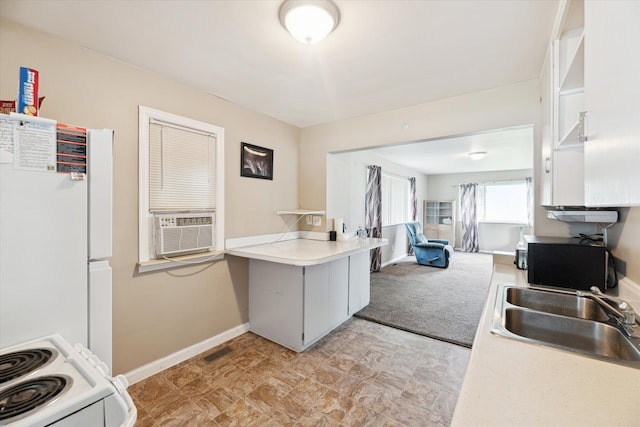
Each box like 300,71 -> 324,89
89,260 -> 113,371
88,129 -> 113,260
0,167 -> 88,348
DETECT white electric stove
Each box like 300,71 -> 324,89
0,334 -> 136,426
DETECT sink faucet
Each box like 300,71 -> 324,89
588,286 -> 637,325
582,287 -> 639,339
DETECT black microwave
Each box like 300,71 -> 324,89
526,236 -> 607,292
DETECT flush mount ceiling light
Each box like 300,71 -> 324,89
279,0 -> 340,44
469,151 -> 487,160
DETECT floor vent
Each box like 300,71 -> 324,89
203,346 -> 232,362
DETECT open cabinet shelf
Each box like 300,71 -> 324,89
559,28 -> 585,91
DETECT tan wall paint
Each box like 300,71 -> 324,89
299,80 -> 640,283
0,19 -> 300,374
300,80 -> 558,234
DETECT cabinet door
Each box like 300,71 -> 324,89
584,1 -> 640,206
424,201 -> 438,224
303,263 -> 330,346
547,17 -> 586,207
249,260 -> 303,350
328,257 -> 349,329
348,251 -> 370,315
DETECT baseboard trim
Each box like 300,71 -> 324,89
125,323 -> 250,384
382,254 -> 412,268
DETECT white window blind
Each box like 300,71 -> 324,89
149,119 -> 216,211
382,172 -> 410,226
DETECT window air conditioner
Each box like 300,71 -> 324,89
154,212 -> 214,256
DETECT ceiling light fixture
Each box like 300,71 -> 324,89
469,151 -> 487,160
279,0 -> 340,44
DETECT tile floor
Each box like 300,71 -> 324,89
129,318 -> 471,426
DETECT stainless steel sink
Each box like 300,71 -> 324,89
504,308 -> 640,361
506,287 -> 610,321
492,284 -> 640,369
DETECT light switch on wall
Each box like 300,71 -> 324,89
312,216 -> 322,226
306,215 -> 312,225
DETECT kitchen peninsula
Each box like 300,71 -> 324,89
228,237 -> 387,351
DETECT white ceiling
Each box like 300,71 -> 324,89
369,125 -> 534,175
0,0 -> 556,174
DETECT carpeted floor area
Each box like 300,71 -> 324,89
354,251 -> 493,348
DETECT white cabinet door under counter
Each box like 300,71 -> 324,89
228,238 -> 387,351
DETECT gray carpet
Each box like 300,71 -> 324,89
354,251 -> 493,348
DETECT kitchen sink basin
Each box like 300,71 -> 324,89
492,284 -> 640,369
504,308 -> 640,361
506,287 -> 610,321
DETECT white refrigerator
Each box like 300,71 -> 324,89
0,113 -> 114,370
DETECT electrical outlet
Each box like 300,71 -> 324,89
306,215 -> 312,225
312,216 -> 322,226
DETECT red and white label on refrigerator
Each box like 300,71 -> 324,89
56,123 -> 87,174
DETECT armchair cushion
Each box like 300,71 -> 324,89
414,234 -> 429,244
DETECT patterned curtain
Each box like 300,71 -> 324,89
366,165 -> 382,272
526,176 -> 534,227
407,177 -> 417,255
459,183 -> 479,252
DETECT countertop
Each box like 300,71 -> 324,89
451,260 -> 640,427
226,237 -> 387,266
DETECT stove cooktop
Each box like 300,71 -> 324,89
0,335 -> 114,426
0,349 -> 56,384
0,375 -> 72,422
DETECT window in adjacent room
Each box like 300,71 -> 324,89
477,180 -> 528,223
138,106 -> 224,265
381,172 -> 410,226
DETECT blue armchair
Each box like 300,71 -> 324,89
405,221 -> 453,268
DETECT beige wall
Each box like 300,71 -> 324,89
299,81 -> 640,283
300,81 -> 549,228
0,19 -> 300,374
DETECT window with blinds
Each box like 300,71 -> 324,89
149,119 -> 216,211
138,106 -> 225,263
381,172 -> 410,226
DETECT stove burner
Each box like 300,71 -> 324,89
0,375 -> 71,422
0,349 -> 56,384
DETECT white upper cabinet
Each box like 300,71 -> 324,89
583,0 -> 640,206
541,0 -> 585,207
542,0 -> 640,208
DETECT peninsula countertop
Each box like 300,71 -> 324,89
226,237 -> 387,266
451,260 -> 640,426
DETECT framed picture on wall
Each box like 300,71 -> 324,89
241,142 -> 273,180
